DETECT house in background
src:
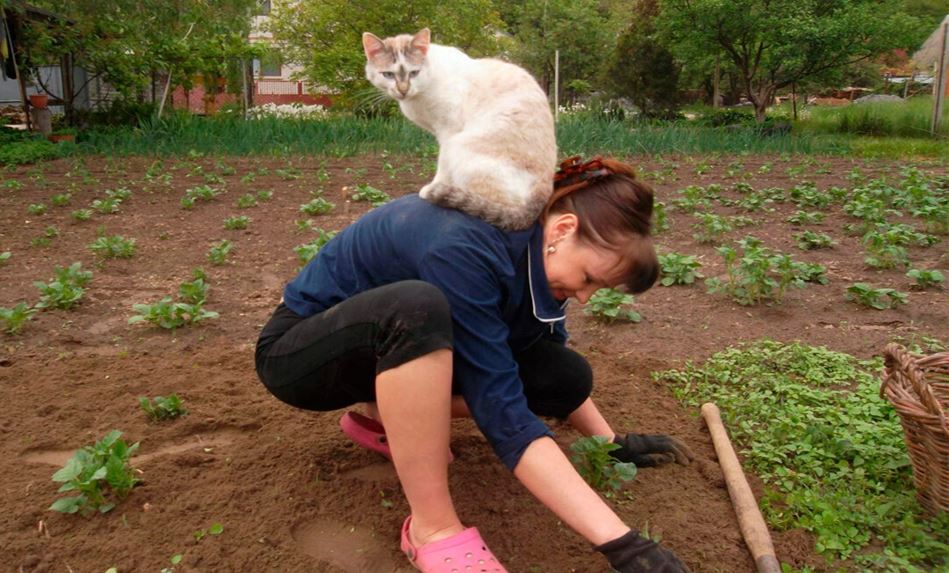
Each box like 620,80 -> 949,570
172,0 -> 332,113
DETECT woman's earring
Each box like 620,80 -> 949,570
546,245 -> 556,254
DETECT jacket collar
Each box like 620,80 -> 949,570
526,225 -> 566,322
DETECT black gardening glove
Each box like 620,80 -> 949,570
596,530 -> 691,573
612,433 -> 695,467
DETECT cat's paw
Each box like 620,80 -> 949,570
419,181 -> 454,202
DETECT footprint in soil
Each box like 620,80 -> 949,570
292,518 -> 411,573
21,429 -> 240,467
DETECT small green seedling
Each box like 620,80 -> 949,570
786,211 -> 824,226
0,302 -> 36,334
185,185 -> 219,203
129,296 -> 219,329
139,395 -> 187,421
299,197 -> 334,215
43,225 -> 59,238
570,436 -> 637,496
235,193 -> 257,209
294,229 -> 337,267
89,235 -> 136,259
223,215 -> 250,230
0,251 -> 11,265
28,203 -> 47,215
256,190 -> 273,201
906,269 -> 944,290
795,231 -> 834,250
51,193 -> 72,206
91,198 -> 121,214
49,430 -> 140,515
846,283 -> 908,310
351,183 -> 391,207
71,209 -> 92,222
106,187 -> 132,201
178,269 -> 210,304
207,240 -> 233,265
653,201 -> 669,233
35,262 -> 92,310
658,252 -> 703,286
584,289 -> 641,323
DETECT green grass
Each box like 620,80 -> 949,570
656,340 -> 948,571
799,95 -> 947,139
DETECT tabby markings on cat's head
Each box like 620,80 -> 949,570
362,28 -> 430,101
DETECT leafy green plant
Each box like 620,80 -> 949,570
786,210 -> 824,225
862,229 -> 910,269
0,251 -> 10,265
294,229 -> 337,266
570,436 -> 637,495
658,252 -> 703,286
584,288 -> 641,323
178,268 -> 210,304
653,201 -> 669,234
299,197 -> 335,215
671,185 -> 713,213
71,209 -> 92,222
34,262 -> 92,310
28,203 -> 47,215
223,215 -> 250,230
91,197 -> 121,214
906,268 -> 944,290
794,230 -> 834,250
276,166 -> 301,180
235,193 -> 257,209
692,212 -> 733,244
788,182 -> 833,209
351,183 -> 391,207
129,297 -> 219,329
207,240 -> 233,265
139,395 -> 187,421
49,430 -> 140,515
256,190 -> 273,201
106,187 -> 132,201
845,283 -> 908,310
184,185 -> 220,204
0,302 -> 36,334
705,237 -> 806,305
89,235 -> 136,259
51,193 -> 72,206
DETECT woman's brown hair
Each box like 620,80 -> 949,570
544,157 -> 658,294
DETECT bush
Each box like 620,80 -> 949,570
0,138 -> 60,166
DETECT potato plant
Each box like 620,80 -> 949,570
299,197 -> 334,215
351,183 -> 390,207
795,231 -> 835,250
845,283 -> 908,310
294,229 -> 337,267
223,215 -> 250,230
89,235 -> 136,259
658,252 -> 703,286
584,288 -> 641,323
905,269 -> 944,290
706,237 -> 809,306
207,240 -> 233,265
0,302 -> 36,334
570,436 -> 637,496
139,394 -> 187,421
35,262 -> 92,310
50,430 -> 140,515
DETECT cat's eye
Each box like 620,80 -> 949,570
381,72 -> 395,79
409,70 -> 420,78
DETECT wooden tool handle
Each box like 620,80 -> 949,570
701,402 -> 782,573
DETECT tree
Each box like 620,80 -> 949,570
603,0 -> 681,119
656,0 -> 920,121
266,0 -> 503,106
19,1 -> 261,122
511,0 -> 623,99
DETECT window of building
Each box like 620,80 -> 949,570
259,1 -> 271,16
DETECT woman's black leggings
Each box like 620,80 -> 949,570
255,280 -> 592,419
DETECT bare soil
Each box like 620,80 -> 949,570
1,153 -> 945,573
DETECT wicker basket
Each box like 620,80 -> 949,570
880,343 -> 949,514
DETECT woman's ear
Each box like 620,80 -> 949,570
546,212 -> 578,242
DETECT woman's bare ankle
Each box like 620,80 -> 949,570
409,519 -> 465,547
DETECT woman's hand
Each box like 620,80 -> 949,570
596,530 -> 691,573
612,433 -> 695,467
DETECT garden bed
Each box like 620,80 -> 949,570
0,153 -> 945,572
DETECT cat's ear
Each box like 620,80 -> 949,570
362,32 -> 386,60
412,28 -> 431,56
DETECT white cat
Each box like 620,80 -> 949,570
362,28 -> 556,230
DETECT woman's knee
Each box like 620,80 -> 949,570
519,341 -> 593,418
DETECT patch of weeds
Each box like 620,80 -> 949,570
570,436 -> 637,496
207,240 -> 233,265
655,340 -> 948,568
794,231 -> 835,250
906,268 -> 944,290
49,430 -> 140,515
299,197 -> 334,216
294,229 -> 337,267
89,235 -> 136,259
139,394 -> 187,421
0,302 -> 36,334
235,193 -> 257,209
845,283 -> 908,310
35,262 -> 92,310
223,215 -> 250,230
584,289 -> 641,323
27,203 -> 47,215
658,252 -> 703,286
